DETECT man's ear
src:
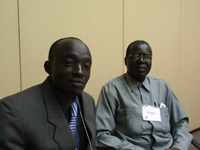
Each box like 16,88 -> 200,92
44,61 -> 51,75
124,57 -> 127,66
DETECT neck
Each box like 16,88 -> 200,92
133,76 -> 145,83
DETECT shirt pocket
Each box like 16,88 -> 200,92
115,107 -> 149,137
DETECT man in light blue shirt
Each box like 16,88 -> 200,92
96,40 -> 192,150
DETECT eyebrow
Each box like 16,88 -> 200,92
131,53 -> 152,55
61,54 -> 92,62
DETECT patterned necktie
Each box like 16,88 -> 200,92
69,102 -> 79,150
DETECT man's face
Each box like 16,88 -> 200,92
125,43 -> 152,82
48,39 -> 92,97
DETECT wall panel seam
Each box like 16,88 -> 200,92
122,0 -> 125,73
17,0 -> 22,91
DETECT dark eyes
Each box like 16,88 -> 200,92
84,64 -> 91,70
128,54 -> 152,61
64,59 -> 74,66
63,59 -> 91,70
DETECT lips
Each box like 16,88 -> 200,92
138,67 -> 146,70
69,79 -> 85,88
136,66 -> 146,72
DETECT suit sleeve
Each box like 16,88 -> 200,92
95,86 -> 144,150
0,98 -> 25,150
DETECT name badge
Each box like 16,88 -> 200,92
142,106 -> 161,122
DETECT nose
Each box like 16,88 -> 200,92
73,64 -> 84,76
138,55 -> 145,63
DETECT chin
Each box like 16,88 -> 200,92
71,88 -> 84,96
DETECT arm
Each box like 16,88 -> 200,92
0,98 -> 25,150
167,87 -> 192,150
96,86 -> 143,150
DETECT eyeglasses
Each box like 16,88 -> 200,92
128,54 -> 152,61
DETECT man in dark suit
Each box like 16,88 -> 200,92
0,37 -> 96,150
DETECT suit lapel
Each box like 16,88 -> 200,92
80,93 -> 96,148
41,78 -> 76,150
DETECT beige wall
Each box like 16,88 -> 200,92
1,0 -> 199,130
0,1 -> 21,97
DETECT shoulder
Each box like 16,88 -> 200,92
81,91 -> 95,106
147,76 -> 173,95
81,91 -> 94,100
0,83 -> 44,116
147,76 -> 170,86
99,74 -> 128,96
0,83 -> 45,130
147,75 -> 165,81
0,78 -> 53,105
1,84 -> 42,103
103,74 -> 126,89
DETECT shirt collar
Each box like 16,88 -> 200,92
125,73 -> 150,92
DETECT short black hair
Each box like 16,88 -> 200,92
48,37 -> 82,61
125,40 -> 152,57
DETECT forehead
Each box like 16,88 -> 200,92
53,39 -> 91,59
129,43 -> 152,55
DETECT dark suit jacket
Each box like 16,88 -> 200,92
0,78 -> 96,150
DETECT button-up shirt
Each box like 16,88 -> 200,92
96,73 -> 192,150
